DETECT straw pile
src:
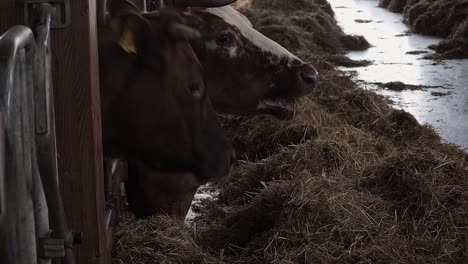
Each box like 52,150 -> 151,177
113,209 -> 225,263
113,0 -> 468,263
379,0 -> 468,59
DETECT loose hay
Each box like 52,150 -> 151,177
113,209 -> 221,263
326,55 -> 372,68
113,0 -> 468,263
191,121 -> 467,262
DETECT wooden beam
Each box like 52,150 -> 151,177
0,0 -> 23,33
50,0 -> 106,263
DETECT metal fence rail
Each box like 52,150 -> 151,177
30,4 -> 76,264
0,24 -> 39,264
0,3 -> 75,264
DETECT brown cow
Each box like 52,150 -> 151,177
99,2 -> 232,219
156,1 -> 319,119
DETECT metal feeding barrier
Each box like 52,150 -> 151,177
146,0 -> 159,11
0,3 -> 77,264
95,0 -> 128,247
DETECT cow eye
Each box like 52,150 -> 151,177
190,83 -> 202,99
216,33 -> 231,45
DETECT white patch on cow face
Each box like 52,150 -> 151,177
203,33 -> 238,58
204,6 -> 301,66
205,41 -> 217,51
228,46 -> 238,58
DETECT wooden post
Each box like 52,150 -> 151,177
49,0 -> 107,263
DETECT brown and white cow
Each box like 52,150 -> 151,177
156,1 -> 319,119
99,1 -> 233,219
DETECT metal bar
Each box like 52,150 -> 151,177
0,25 -> 37,264
0,9 -> 76,263
29,10 -> 52,262
104,158 -> 127,232
104,159 -> 115,232
105,209 -> 114,232
97,0 -> 108,27
13,42 -> 37,264
112,160 -> 127,226
30,3 -> 75,264
0,112 -> 12,264
0,113 -> 5,222
0,26 -> 35,96
21,47 -> 51,264
146,0 -> 159,11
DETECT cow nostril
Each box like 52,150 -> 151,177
300,72 -> 317,85
297,64 -> 319,92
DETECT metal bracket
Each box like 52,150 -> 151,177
38,237 -> 65,259
104,159 -> 128,230
24,0 -> 71,29
0,113 -> 4,221
37,231 -> 82,260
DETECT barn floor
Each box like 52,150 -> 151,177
379,0 -> 468,59
112,1 -> 468,263
329,0 -> 468,152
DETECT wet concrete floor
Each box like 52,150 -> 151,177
329,0 -> 468,150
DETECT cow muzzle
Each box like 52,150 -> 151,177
296,63 -> 319,96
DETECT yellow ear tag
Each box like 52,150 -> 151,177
119,29 -> 137,54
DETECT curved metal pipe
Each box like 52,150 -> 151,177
0,25 -> 37,264
0,26 -> 35,102
0,114 -> 4,221
0,26 -> 35,227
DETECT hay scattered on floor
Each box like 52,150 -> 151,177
113,0 -> 468,263
325,55 -> 372,67
112,208 -> 221,264
380,0 -> 468,59
369,81 -> 441,91
428,20 -> 468,59
195,133 -> 467,263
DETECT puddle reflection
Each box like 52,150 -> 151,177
329,0 -> 468,149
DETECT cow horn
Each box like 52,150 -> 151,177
169,23 -> 201,40
166,0 -> 237,7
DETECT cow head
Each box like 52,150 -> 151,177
99,2 -> 232,219
126,161 -> 201,219
159,2 -> 319,119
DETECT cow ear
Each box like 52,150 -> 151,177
119,25 -> 138,54
168,23 -> 200,41
111,12 -> 150,55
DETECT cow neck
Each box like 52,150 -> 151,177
114,55 -> 199,176
116,54 -> 148,103
129,154 -> 199,179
